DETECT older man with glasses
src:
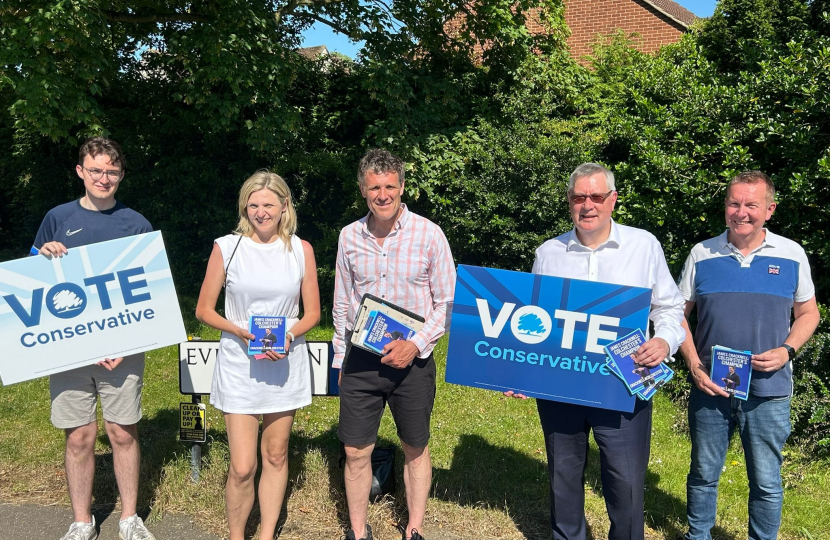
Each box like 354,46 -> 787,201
508,162 -> 685,540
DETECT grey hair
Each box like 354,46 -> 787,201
358,148 -> 405,187
568,163 -> 616,192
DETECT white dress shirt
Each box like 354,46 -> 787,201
532,221 -> 686,354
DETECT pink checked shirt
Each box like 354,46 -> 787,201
332,204 -> 456,368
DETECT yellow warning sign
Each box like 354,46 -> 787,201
180,402 -> 206,442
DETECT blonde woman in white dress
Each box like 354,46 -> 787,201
196,171 -> 320,540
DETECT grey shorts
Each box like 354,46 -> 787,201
49,353 -> 145,429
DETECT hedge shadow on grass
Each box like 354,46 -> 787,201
288,426 -> 406,536
583,441 -> 736,540
91,407 -> 196,529
90,409 -> 346,538
432,433 -> 555,540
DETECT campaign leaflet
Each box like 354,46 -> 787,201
361,310 -> 416,355
710,345 -> 752,400
606,354 -> 674,401
247,316 -> 286,355
636,364 -> 674,401
604,329 -> 671,398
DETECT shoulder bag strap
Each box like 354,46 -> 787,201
223,235 -> 243,288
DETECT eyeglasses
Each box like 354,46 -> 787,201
568,190 -> 614,204
81,166 -> 122,182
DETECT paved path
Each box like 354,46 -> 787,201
0,504 -> 223,540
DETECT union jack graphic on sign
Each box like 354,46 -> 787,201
769,265 -> 780,275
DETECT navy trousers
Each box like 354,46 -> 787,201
537,398 -> 653,540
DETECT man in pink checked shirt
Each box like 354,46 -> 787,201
332,149 -> 456,540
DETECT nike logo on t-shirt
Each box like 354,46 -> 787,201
66,229 -> 83,236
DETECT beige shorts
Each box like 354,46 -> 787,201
49,353 -> 145,429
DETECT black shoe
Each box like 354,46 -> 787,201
405,528 -> 425,540
344,524 -> 373,540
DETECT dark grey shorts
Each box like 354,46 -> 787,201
337,343 -> 436,448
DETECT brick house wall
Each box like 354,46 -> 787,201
561,0 -> 690,59
445,0 -> 696,61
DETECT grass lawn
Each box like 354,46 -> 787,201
1,326 -> 828,539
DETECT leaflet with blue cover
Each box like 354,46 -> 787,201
361,311 -> 417,354
247,315 -> 286,355
605,353 -> 663,399
348,294 -> 424,358
445,265 -> 652,413
605,357 -> 673,401
604,329 -> 671,396
636,364 -> 674,401
710,345 -> 752,400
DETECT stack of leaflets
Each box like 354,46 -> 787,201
603,329 -> 675,401
358,310 -> 416,355
247,315 -> 287,355
710,345 -> 752,400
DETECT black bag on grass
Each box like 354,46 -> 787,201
340,443 -> 396,502
369,446 -> 396,501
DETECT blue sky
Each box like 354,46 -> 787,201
299,0 -> 719,58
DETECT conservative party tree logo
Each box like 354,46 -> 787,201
51,288 -> 86,315
517,313 -> 546,335
510,306 -> 552,345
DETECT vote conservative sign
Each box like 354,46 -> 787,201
0,232 -> 187,385
445,265 -> 652,412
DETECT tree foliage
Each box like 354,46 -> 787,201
1,0 -> 829,450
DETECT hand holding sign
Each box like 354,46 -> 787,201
97,357 -> 124,371
39,241 -> 69,259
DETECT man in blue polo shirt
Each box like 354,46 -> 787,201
677,171 -> 820,540
33,137 -> 156,540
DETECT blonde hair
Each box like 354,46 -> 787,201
234,171 -> 297,249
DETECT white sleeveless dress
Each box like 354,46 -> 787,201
210,234 -> 312,414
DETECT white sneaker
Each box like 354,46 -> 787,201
119,515 -> 156,540
59,516 -> 98,540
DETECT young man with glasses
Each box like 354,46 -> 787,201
508,162 -> 685,540
32,137 -> 155,540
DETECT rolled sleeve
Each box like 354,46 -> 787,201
650,243 -> 686,354
410,229 -> 456,353
331,231 -> 352,368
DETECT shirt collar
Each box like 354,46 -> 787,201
566,220 -> 621,252
719,228 -> 775,252
360,203 -> 410,238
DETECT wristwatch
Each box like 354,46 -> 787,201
781,343 -> 796,361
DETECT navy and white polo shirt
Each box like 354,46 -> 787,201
678,229 -> 814,397
31,199 -> 153,253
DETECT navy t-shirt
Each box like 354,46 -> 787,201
31,199 -> 153,253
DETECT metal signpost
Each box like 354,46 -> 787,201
178,338 -> 217,482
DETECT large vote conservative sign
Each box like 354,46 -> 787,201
0,232 -> 187,385
445,265 -> 652,412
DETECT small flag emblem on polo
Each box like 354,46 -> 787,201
769,265 -> 780,275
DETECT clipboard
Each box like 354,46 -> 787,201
348,294 -> 425,356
